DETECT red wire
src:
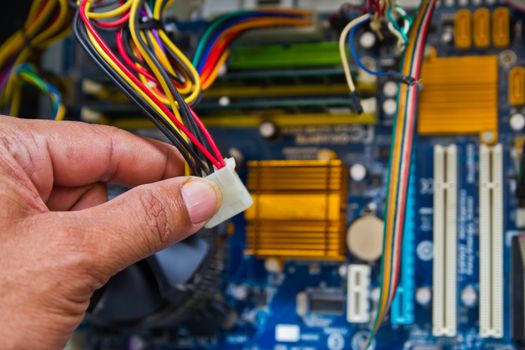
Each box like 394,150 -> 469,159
390,1 -> 435,294
189,107 -> 225,167
200,31 -> 239,83
116,31 -> 188,91
79,0 -> 223,169
93,13 -> 130,29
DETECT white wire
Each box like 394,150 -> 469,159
338,13 -> 370,93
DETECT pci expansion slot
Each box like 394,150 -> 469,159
432,145 -> 458,336
391,162 -> 416,325
479,144 -> 503,338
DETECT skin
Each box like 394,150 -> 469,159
0,116 -> 221,349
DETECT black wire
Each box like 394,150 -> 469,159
120,28 -> 186,85
159,29 -> 203,107
73,12 -> 205,175
132,2 -> 213,174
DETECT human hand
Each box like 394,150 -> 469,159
0,117 -> 221,349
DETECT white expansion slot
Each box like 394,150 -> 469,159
432,145 -> 458,337
479,144 -> 504,338
346,264 -> 371,323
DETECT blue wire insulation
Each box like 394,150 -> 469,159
196,12 -> 303,73
348,18 -> 387,77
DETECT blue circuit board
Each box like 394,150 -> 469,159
74,3 -> 525,350
199,6 -> 525,348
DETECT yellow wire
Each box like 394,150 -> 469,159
87,0 -> 133,19
158,31 -> 202,103
151,0 -> 201,103
9,84 -> 21,117
129,0 -> 185,125
1,0 -> 71,108
55,104 -> 66,121
376,0 -> 429,323
83,2 -> 179,134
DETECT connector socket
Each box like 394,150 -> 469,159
204,158 -> 253,228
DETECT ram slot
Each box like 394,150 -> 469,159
432,145 -> 458,337
346,264 -> 371,323
479,144 -> 504,338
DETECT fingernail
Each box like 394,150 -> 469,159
181,179 -> 220,224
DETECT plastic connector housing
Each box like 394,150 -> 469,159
204,158 -> 253,228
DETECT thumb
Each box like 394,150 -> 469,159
66,177 -> 221,275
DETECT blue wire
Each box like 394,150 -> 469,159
348,19 -> 387,77
196,12 -> 302,73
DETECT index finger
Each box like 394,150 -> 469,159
0,116 -> 185,200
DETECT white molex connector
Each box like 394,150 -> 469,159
346,264 -> 371,323
204,158 -> 253,228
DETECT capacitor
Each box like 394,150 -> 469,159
218,96 -> 230,106
228,147 -> 244,166
382,99 -> 397,115
382,81 -> 398,97
350,163 -> 367,182
416,240 -> 434,261
441,29 -> 454,44
317,148 -> 338,161
461,285 -> 478,307
359,31 -> 376,49
510,113 -> 525,131
347,215 -> 384,262
259,121 -> 278,139
416,287 -> 432,306
264,257 -> 282,273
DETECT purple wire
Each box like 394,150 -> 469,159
140,8 -> 166,54
0,65 -> 14,92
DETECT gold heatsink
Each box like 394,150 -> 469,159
244,160 -> 348,261
418,55 -> 498,144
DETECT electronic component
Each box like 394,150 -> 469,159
346,264 -> 371,323
432,145 -> 458,337
296,288 -> 345,316
418,55 -> 499,144
230,42 -> 342,70
391,164 -> 416,325
346,215 -> 384,262
512,236 -> 525,344
454,9 -> 472,49
509,67 -> 525,106
479,144 -> 503,338
492,7 -> 510,48
473,8 -> 490,49
205,158 -> 253,228
511,113 -> 525,131
245,160 -> 348,260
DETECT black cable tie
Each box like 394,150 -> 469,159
349,91 -> 364,114
139,18 -> 164,30
386,71 -> 417,86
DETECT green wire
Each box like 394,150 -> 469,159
387,7 -> 410,44
192,10 -> 252,66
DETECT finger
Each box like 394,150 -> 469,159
0,117 -> 185,201
46,183 -> 108,211
52,177 -> 221,275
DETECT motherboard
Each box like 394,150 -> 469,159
15,0 -> 525,349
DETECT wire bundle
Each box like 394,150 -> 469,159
338,4 -> 413,113
192,9 -> 313,91
75,0 -> 225,176
0,0 -> 72,117
365,0 -> 436,346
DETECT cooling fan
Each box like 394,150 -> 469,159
87,228 -> 230,332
